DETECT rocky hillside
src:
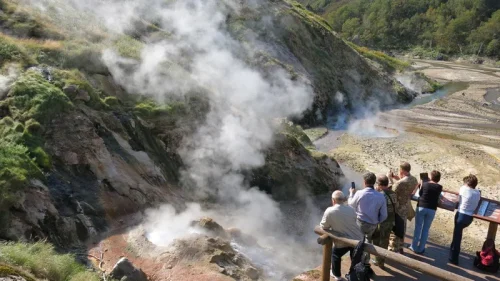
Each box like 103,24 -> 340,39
0,0 -> 412,267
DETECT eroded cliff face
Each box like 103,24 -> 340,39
227,0 -> 414,125
0,0 -> 411,249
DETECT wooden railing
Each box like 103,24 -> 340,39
314,226 -> 473,281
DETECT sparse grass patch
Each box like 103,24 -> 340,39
287,0 -> 334,33
113,36 -> 143,59
0,34 -> 34,66
134,100 -> 187,118
0,264 -> 36,281
347,42 -> 410,73
280,121 -> 315,150
0,242 -> 100,281
303,127 -> 328,142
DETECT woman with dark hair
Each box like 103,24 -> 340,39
449,174 -> 481,265
409,170 -> 442,254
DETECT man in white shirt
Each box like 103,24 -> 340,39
321,190 -> 364,281
449,174 -> 481,265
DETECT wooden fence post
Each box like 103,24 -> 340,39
318,234 -> 332,281
487,222 -> 498,240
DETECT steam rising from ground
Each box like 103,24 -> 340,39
28,0 -> 319,278
331,91 -> 401,138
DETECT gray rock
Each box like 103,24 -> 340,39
75,89 -> 91,102
110,258 -> 148,281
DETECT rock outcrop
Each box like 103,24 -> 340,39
110,258 -> 148,281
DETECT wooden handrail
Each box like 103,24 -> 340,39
315,226 -> 473,281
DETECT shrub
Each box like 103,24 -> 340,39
24,118 -> 41,134
0,140 -> 42,211
8,70 -> 73,123
0,35 -> 33,66
0,242 -> 100,281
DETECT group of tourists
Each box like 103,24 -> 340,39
320,162 -> 485,281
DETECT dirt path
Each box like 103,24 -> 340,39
319,60 -> 500,255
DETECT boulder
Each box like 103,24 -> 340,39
109,258 -> 148,281
190,217 -> 229,239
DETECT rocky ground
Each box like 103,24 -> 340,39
322,60 -> 500,255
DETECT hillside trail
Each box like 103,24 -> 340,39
314,60 -> 500,267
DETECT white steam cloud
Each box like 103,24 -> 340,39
26,0 -> 320,279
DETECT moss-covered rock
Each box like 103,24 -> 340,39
4,70 -> 73,123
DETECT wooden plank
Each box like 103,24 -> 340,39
412,190 -> 500,225
314,226 -> 473,281
487,222 -> 498,240
318,234 -> 332,281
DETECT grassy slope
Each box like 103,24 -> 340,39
0,242 -> 100,281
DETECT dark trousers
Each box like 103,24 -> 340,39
332,246 -> 354,277
449,212 -> 474,262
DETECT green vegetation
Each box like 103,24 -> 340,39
52,69 -> 105,109
134,100 -> 187,118
280,121 -> 315,150
300,0 -> 500,58
303,127 -> 328,142
0,242 -> 100,281
347,42 -> 410,72
0,34 -> 35,66
0,264 -> 36,281
0,139 -> 43,212
6,70 -> 73,123
113,36 -> 144,59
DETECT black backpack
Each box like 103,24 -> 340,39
345,237 -> 373,281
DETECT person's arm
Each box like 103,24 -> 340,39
379,199 -> 388,223
348,191 -> 359,208
457,186 -> 464,209
320,209 -> 332,230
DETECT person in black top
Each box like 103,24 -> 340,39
409,170 -> 443,254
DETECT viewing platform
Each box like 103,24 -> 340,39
296,191 -> 500,281
295,233 -> 500,281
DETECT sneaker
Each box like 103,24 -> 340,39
330,272 -> 346,281
408,245 -> 417,253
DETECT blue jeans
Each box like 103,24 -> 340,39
411,207 -> 436,252
449,212 -> 474,262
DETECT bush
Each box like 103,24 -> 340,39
0,140 -> 42,211
24,119 -> 41,134
0,35 -> 33,66
8,70 -> 73,123
0,242 -> 100,281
